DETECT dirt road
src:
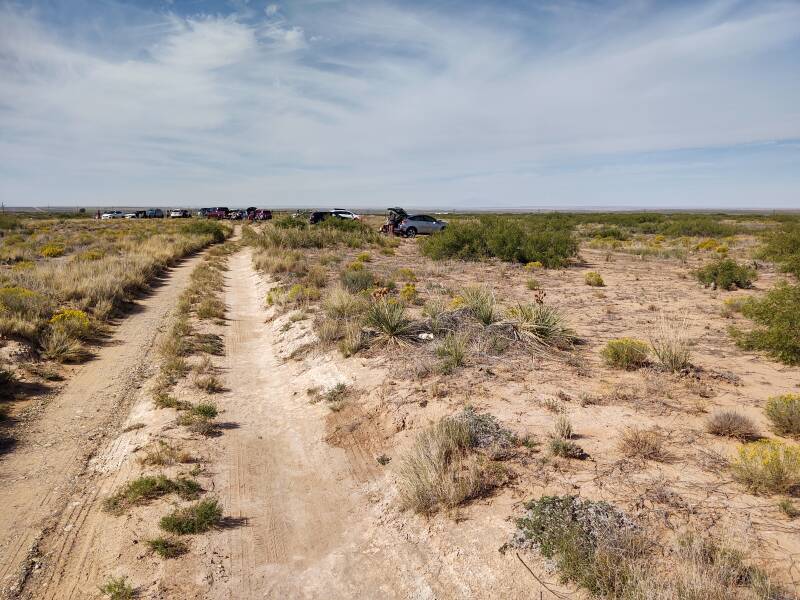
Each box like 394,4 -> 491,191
5,247 -> 534,599
0,254 -> 206,598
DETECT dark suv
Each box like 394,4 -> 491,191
146,208 -> 164,219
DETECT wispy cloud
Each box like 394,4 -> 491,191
0,0 -> 799,207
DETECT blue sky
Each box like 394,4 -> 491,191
1,0 -> 799,209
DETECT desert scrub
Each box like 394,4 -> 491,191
618,427 -> 668,461
513,495 -> 642,597
695,258 -> 756,290
460,286 -> 497,325
398,412 -> 504,514
506,302 -> 576,350
731,440 -> 800,495
39,243 -> 65,258
525,278 -> 540,290
98,576 -> 134,599
601,338 -> 649,369
338,322 -> 367,357
399,283 -> 418,303
49,308 -> 91,339
159,498 -> 223,534
103,475 -> 201,515
339,266 -> 374,293
194,374 -> 224,393
146,537 -> 188,559
759,221 -> 800,278
584,271 -> 605,287
395,267 -> 417,281
706,410 -> 758,440
764,393 -> 800,436
322,286 -> 367,320
435,332 -> 468,373
650,315 -> 692,372
732,282 -> 800,365
549,437 -> 586,459
419,215 -> 578,267
364,298 -> 414,344
40,327 -> 89,363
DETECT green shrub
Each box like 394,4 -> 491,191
601,338 -> 649,369
731,440 -> 800,495
584,272 -> 604,287
146,537 -> 188,559
99,576 -> 134,599
732,283 -> 800,365
103,475 -> 201,515
340,267 -> 374,293
180,220 -> 227,243
695,258 -> 756,290
760,222 -> 800,278
513,496 -> 640,596
365,299 -> 414,343
435,332 -> 468,372
549,437 -> 586,459
159,498 -> 223,534
419,216 -> 578,267
764,394 -> 800,436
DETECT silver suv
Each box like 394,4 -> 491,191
396,214 -> 447,237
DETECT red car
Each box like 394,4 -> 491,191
206,207 -> 229,219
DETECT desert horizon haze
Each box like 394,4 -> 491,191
1,0 -> 799,209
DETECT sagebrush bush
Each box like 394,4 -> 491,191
695,258 -> 756,290
733,283 -> 800,365
584,271 -> 604,287
764,394 -> 800,436
706,410 -> 758,440
419,216 -> 578,267
601,338 -> 649,369
732,439 -> 800,495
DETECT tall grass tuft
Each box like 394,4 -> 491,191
365,299 -> 414,344
650,315 -> 692,372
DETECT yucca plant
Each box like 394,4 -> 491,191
365,299 -> 415,344
461,286 -> 497,325
506,302 -> 576,349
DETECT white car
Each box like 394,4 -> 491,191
123,213 -> 137,219
331,209 -> 360,220
101,211 -> 124,219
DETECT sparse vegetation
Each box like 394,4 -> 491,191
731,439 -> 800,495
506,302 -> 576,350
618,427 -> 668,461
435,332 -> 468,373
764,394 -> 800,437
159,498 -> 223,535
99,576 -> 135,600
650,315 -> 692,372
706,410 -> 758,440
601,338 -> 649,370
584,271 -> 604,287
364,299 -> 415,344
147,536 -> 188,558
461,286 -> 497,325
103,475 -> 201,515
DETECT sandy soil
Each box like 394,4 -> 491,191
3,232 -> 799,599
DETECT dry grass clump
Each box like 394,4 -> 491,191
139,441 -> 194,466
461,286 -> 498,325
618,427 -> 668,461
98,576 -> 134,600
706,410 -> 758,440
650,315 -> 692,372
102,475 -> 201,515
764,394 -> 800,437
731,439 -> 800,495
553,414 -> 573,439
338,322 -> 367,357
434,332 -> 468,374
322,286 -> 366,320
159,498 -> 223,535
40,328 -> 89,363
196,296 -> 226,320
194,374 -> 224,393
398,411 -> 509,514
601,338 -> 649,370
364,299 -> 415,345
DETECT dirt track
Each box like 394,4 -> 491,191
0,254 -> 206,598
3,247 -> 534,599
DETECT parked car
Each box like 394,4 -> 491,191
253,209 -> 273,221
396,214 -> 447,237
123,212 -> 137,219
169,209 -> 190,218
100,211 -> 124,219
331,209 -> 360,220
228,209 -> 247,220
206,207 -> 229,219
197,208 -> 212,218
146,208 -> 165,219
